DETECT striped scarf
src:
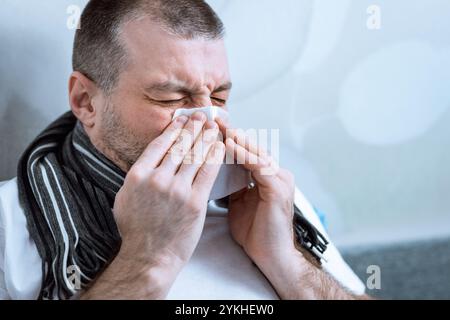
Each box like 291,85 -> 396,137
17,111 -> 328,300
17,111 -> 124,299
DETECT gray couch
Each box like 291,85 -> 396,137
341,237 -> 450,299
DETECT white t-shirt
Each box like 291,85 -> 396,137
0,178 -> 365,299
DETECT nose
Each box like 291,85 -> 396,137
191,94 -> 213,108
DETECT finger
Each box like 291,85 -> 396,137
192,141 -> 226,197
134,115 -> 189,169
158,112 -> 207,174
216,117 -> 231,140
233,129 -> 269,159
215,117 -> 231,131
217,119 -> 269,159
225,137 -> 267,169
177,122 -> 220,181
225,138 -> 279,186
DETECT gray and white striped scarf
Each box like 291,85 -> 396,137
17,111 -> 328,300
17,111 -> 124,299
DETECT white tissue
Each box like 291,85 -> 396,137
172,106 -> 251,200
173,106 -> 229,123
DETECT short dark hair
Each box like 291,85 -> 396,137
72,0 -> 225,93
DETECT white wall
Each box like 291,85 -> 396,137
1,0 -> 449,247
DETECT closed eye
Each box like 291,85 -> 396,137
158,99 -> 185,104
146,96 -> 226,106
212,97 -> 227,105
145,96 -> 187,107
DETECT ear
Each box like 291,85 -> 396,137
68,71 -> 103,128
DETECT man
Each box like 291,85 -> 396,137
0,0 -> 367,299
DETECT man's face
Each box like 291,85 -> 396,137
95,17 -> 231,171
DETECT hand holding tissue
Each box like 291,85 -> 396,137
172,106 -> 251,200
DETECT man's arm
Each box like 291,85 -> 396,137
218,119 -> 370,300
256,248 -> 371,300
80,250 -> 183,300
81,113 -> 225,299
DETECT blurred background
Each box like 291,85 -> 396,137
0,0 -> 449,299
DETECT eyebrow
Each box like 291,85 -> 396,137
213,82 -> 233,93
144,81 -> 233,94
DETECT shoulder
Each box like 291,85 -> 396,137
0,178 -> 42,300
0,178 -> 20,207
0,178 -> 25,243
